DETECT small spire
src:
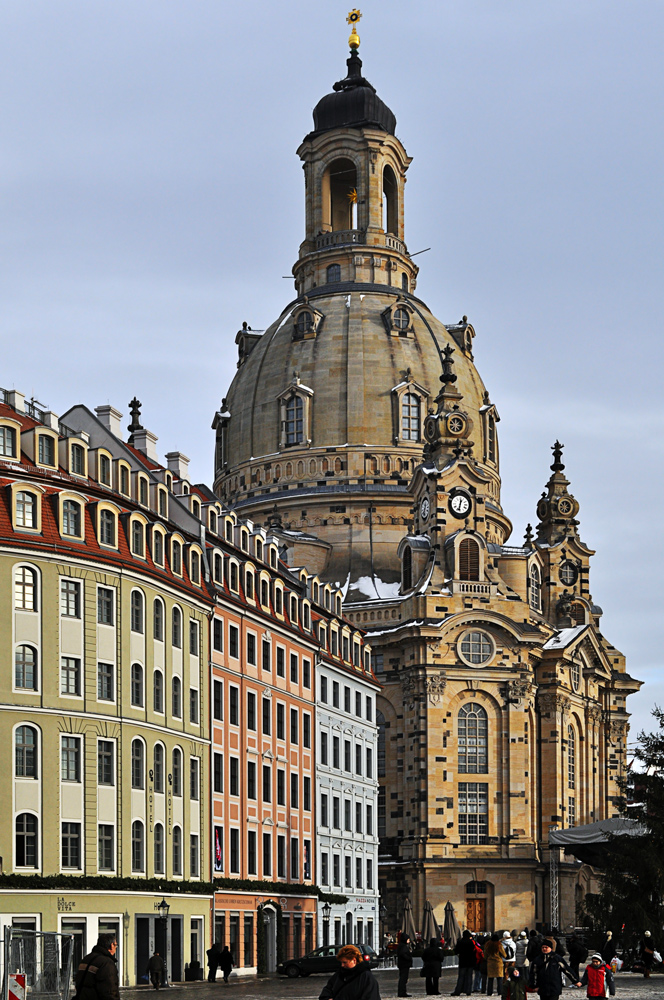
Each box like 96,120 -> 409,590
550,440 -> 565,472
347,9 -> 362,50
127,397 -> 143,437
524,523 -> 534,547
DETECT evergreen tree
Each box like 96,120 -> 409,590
584,708 -> 664,944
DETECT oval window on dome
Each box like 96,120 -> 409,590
393,307 -> 409,331
458,630 -> 494,666
559,561 -> 578,586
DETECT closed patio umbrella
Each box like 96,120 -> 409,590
421,900 -> 441,943
400,897 -> 418,942
442,900 -> 461,948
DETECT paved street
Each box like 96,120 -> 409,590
122,968 -> 664,1000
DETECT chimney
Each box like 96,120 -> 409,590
132,428 -> 159,463
6,390 -> 25,413
165,451 -> 190,482
95,405 -> 124,439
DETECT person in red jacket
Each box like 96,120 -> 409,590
580,955 -> 615,999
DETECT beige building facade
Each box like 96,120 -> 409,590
214,31 -> 641,933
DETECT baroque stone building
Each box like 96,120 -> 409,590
214,21 -> 641,933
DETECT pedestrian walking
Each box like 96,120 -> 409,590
484,934 -> 506,997
74,933 -> 120,1000
640,931 -> 655,978
218,946 -> 234,984
526,931 -> 542,965
528,937 -> 581,1000
452,930 -> 477,996
421,937 -> 444,996
147,952 -> 166,990
396,933 -> 413,998
567,936 -> 588,981
473,935 -> 486,993
505,967 -> 526,1000
514,932 -> 528,970
580,955 -> 615,999
319,944 -> 380,1000
207,941 -> 223,982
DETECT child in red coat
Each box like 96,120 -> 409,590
581,955 -> 615,998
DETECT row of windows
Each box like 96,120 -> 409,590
319,794 -> 375,835
319,732 -> 374,777
212,622 -> 313,685
15,728 -> 200,797
319,676 -> 374,720
213,827 -> 311,880
15,813 -> 199,876
319,852 -> 374,890
212,680 -> 312,744
212,753 -> 312,809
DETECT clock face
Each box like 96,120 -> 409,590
449,490 -> 472,519
420,496 -> 431,521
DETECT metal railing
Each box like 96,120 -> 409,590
2,930 -> 74,1000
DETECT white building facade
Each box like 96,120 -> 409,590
315,655 -> 380,949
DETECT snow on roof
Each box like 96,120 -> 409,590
543,625 -> 588,650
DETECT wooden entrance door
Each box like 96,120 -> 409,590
466,899 -> 486,932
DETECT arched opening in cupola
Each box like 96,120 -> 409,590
383,165 -> 398,235
322,158 -> 357,232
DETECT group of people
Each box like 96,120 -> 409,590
205,943 -> 235,983
448,929 -> 615,1000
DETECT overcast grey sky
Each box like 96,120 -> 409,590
2,0 -> 662,738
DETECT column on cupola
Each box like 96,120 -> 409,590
584,704 -> 602,821
537,691 -> 572,838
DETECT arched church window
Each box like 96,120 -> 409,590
401,393 -> 421,441
567,725 -> 576,789
402,546 -> 412,591
285,395 -> 304,446
529,565 -> 541,611
570,603 -> 586,626
458,539 -> 480,581
393,307 -> 409,331
458,703 -> 488,774
401,273 -> 408,292
383,165 -> 398,234
327,263 -> 341,283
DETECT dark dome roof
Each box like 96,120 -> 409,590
310,51 -> 396,137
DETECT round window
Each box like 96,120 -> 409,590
559,561 -> 578,586
393,307 -> 409,331
296,311 -> 314,336
458,630 -> 494,666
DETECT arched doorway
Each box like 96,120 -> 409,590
261,905 -> 277,972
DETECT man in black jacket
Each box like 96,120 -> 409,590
319,945 -> 380,1000
396,934 -> 413,998
147,952 -> 166,990
452,930 -> 477,996
75,934 -> 120,1000
529,938 -> 581,1000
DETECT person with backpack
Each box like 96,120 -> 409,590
502,933 -> 516,972
452,930 -> 478,996
515,932 -> 528,970
580,955 -> 615,998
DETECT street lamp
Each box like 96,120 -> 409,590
157,898 -> 170,922
322,902 -> 332,947
122,911 -> 130,988
379,901 -> 388,957
157,899 -> 170,987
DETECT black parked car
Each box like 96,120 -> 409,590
277,944 -> 379,977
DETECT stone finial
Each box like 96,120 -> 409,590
127,397 -> 143,438
439,344 -> 457,386
524,523 -> 534,547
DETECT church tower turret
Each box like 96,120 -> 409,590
294,14 -> 419,297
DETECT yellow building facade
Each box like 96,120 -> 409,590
0,392 -> 210,985
214,28 -> 641,933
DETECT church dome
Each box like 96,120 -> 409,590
310,51 -> 396,138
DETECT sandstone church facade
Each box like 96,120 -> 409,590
213,21 -> 640,932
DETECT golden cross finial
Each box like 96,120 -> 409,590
347,9 -> 362,50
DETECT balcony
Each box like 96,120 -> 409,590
316,229 -> 366,250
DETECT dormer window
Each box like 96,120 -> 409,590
296,312 -> 313,337
131,519 -> 144,557
0,425 -> 17,458
16,491 -> 38,529
292,303 -> 324,341
99,454 -> 111,486
286,395 -> 303,445
119,464 -> 130,496
38,434 -> 56,467
382,300 -> 414,338
71,443 -> 85,476
209,509 -> 218,534
392,378 -> 428,445
171,539 -> 182,575
241,529 -> 248,552
138,477 -> 148,507
158,488 -> 167,517
62,499 -> 82,537
255,538 -> 263,561
192,498 -> 200,519
100,509 -> 116,547
278,381 -> 314,450
402,393 -> 421,441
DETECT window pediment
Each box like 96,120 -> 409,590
382,299 -> 414,337
292,302 -> 324,341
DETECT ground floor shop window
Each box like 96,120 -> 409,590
304,917 -> 313,955
243,915 -> 254,967
214,914 -> 225,946
282,916 -> 290,959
